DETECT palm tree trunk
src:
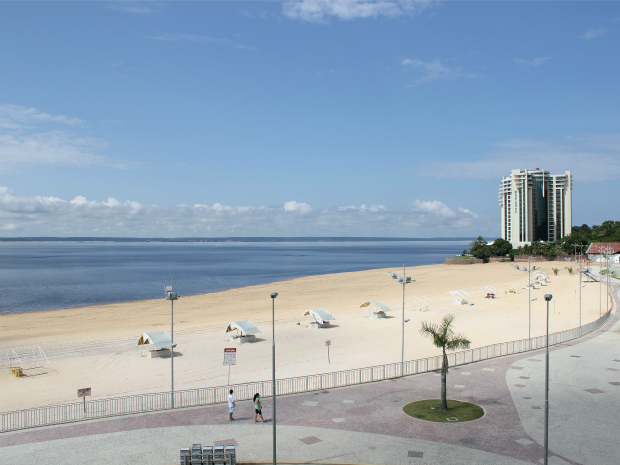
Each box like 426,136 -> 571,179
441,348 -> 448,411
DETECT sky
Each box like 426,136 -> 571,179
0,0 -> 619,238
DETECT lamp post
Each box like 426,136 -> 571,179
528,256 -> 531,348
599,247 -> 602,318
579,262 -> 582,331
603,245 -> 611,314
270,292 -> 278,465
391,266 -> 414,376
544,293 -> 553,465
165,278 -> 179,408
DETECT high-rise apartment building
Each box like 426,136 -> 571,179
498,169 -> 572,247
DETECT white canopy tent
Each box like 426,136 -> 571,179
225,320 -> 261,343
137,331 -> 175,349
477,286 -> 498,297
360,301 -> 391,319
137,331 -> 176,357
6,346 -> 49,376
302,308 -> 335,327
409,296 -> 432,312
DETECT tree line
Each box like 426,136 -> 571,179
464,220 -> 619,260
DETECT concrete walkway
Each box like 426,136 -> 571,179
1,284 -> 618,465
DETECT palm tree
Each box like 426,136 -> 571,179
420,314 -> 471,411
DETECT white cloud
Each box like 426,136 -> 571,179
513,57 -> 549,67
0,104 -> 84,130
282,0 -> 433,23
0,104 -> 133,172
0,187 -> 489,237
284,200 -> 313,213
401,58 -> 478,86
105,1 -> 159,15
412,200 -> 455,218
419,133 -> 620,182
147,34 -> 258,51
582,28 -> 607,39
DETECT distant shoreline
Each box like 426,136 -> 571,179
0,236 -> 474,243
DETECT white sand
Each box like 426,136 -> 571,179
0,262 -> 608,412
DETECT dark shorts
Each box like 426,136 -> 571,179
255,409 -> 262,414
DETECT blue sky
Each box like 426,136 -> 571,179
0,1 -> 618,237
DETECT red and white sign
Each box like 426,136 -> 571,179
77,387 -> 91,398
223,348 -> 236,366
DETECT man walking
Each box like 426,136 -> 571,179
228,389 -> 236,421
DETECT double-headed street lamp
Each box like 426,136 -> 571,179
389,265 -> 415,376
543,293 -> 553,465
165,278 -> 179,408
270,291 -> 278,465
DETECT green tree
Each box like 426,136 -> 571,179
490,238 -> 512,256
468,236 -> 491,259
420,314 -> 471,411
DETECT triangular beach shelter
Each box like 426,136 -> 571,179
360,301 -> 391,319
225,320 -> 261,343
302,308 -> 335,328
137,331 -> 176,358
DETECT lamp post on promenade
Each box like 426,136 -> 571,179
528,256 -> 532,348
270,292 -> 278,465
544,293 -> 553,465
165,278 -> 179,408
599,248 -> 602,318
390,266 -> 414,376
579,262 -> 582,331
602,245 -> 611,314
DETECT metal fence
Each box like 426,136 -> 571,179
1,309 -> 614,433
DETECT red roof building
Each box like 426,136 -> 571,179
586,242 -> 620,263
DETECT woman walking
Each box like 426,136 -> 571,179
253,393 -> 266,422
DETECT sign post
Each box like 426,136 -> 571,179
223,348 -> 236,386
325,340 -> 331,364
77,387 -> 91,415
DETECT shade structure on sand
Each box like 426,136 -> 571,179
359,301 -> 391,312
137,331 -> 176,350
224,320 -> 261,336
302,308 -> 335,324
360,301 -> 391,319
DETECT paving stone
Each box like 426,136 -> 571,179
584,388 -> 605,394
510,366 -> 525,370
454,385 -> 465,389
537,457 -> 572,464
459,438 -> 478,446
514,384 -> 526,388
482,368 -> 495,371
342,399 -> 355,403
299,436 -> 322,445
407,451 -> 424,458
332,417 -> 346,423
303,401 -> 319,406
214,438 -> 239,446
515,438 -> 534,446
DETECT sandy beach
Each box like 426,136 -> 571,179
0,261 -> 609,412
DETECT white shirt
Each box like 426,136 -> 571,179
228,394 -> 234,408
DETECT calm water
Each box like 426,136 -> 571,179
0,241 -> 468,314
